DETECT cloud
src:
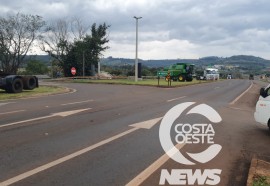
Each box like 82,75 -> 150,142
1,0 -> 270,59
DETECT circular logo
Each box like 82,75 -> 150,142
159,102 -> 222,165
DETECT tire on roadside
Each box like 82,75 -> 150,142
6,78 -> 23,93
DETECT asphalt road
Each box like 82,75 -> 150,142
0,79 -> 269,186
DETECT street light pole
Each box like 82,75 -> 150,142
83,50 -> 85,77
134,16 -> 142,82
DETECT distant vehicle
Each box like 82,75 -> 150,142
254,84 -> 270,130
227,74 -> 232,79
0,72 -> 38,93
249,74 -> 254,80
204,68 -> 219,80
157,63 -> 195,82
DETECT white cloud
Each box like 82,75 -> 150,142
1,0 -> 270,59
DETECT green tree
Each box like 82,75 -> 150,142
69,23 -> 110,76
41,17 -> 109,76
0,13 -> 45,74
25,60 -> 48,75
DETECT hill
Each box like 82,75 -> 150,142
102,55 -> 270,68
23,54 -> 270,74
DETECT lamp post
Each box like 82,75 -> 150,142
83,50 -> 85,77
134,16 -> 142,82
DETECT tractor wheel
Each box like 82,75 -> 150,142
178,75 -> 185,82
186,75 -> 193,82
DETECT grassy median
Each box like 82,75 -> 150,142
0,85 -> 68,100
69,78 -> 209,87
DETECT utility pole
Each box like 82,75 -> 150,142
134,16 -> 142,82
83,50 -> 85,77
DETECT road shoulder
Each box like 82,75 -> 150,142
232,81 -> 270,186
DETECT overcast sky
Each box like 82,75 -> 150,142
1,0 -> 270,59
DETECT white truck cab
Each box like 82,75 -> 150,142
254,84 -> 270,130
204,68 -> 219,80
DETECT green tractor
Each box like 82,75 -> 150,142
157,63 -> 195,82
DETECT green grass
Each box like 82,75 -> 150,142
253,174 -> 270,186
0,85 -> 67,100
69,78 -> 209,87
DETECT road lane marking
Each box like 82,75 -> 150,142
0,117 -> 162,185
214,87 -> 220,89
166,96 -> 186,102
230,81 -> 253,105
130,117 -> 163,129
126,143 -> 185,186
0,102 -> 16,107
0,110 -> 25,115
0,108 -> 91,129
61,100 -> 94,106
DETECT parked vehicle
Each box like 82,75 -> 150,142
157,63 -> 195,82
204,68 -> 219,80
0,72 -> 38,93
227,74 -> 232,79
254,84 -> 270,130
249,74 -> 254,80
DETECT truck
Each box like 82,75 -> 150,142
0,72 -> 38,93
157,63 -> 195,82
203,68 -> 219,80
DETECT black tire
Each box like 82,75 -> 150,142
186,74 -> 193,82
23,76 -> 37,90
6,78 -> 23,93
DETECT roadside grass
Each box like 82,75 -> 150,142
68,78 -> 210,87
0,85 -> 67,100
253,174 -> 270,186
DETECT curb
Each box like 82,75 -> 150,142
247,157 -> 270,186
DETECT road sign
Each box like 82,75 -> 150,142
71,67 -> 76,75
157,71 -> 168,77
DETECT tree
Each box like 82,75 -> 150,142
70,23 -> 110,76
41,18 -> 110,76
0,13 -> 45,74
25,60 -> 48,75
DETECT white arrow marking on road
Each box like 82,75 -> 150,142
0,108 -> 91,129
0,117 -> 162,186
129,117 -> 163,129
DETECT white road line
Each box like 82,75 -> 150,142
0,110 -> 25,115
214,87 -> 220,89
0,108 -> 91,129
166,96 -> 186,102
0,102 -> 16,107
230,82 -> 253,105
61,100 -> 93,106
126,143 -> 185,186
0,117 -> 161,185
